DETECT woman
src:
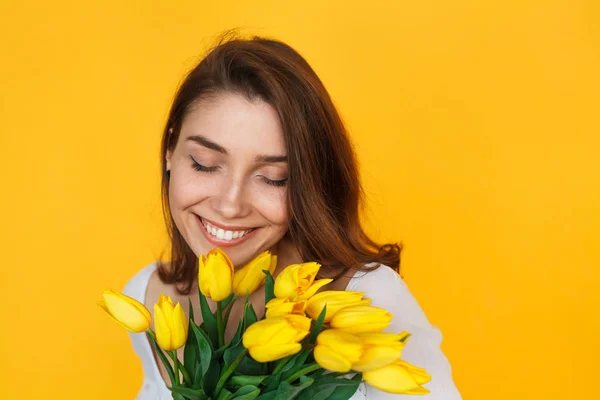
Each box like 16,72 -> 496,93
123,33 -> 462,399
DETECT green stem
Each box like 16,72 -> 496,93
272,354 -> 293,375
169,351 -> 192,387
146,330 -> 176,387
214,349 -> 249,397
171,351 -> 180,387
216,301 -> 224,348
286,363 -> 321,383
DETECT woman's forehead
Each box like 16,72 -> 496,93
181,92 -> 286,156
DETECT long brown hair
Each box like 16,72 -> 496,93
157,31 -> 402,295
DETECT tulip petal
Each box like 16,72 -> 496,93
170,302 -> 188,350
154,303 -> 172,350
330,306 -> 392,334
97,301 -> 143,332
243,318 -> 289,348
115,290 -> 152,323
102,290 -> 151,332
268,255 -> 278,274
306,291 -> 366,321
233,250 -> 272,296
314,345 -> 352,372
299,278 -> 333,300
316,330 -> 363,363
274,264 -> 301,299
397,360 -> 432,385
363,362 -> 428,394
248,343 -> 301,362
352,345 -> 404,372
405,386 -> 431,395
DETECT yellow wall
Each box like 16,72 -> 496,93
1,1 -> 598,399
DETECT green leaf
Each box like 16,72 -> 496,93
230,315 -> 245,347
193,365 -> 203,390
214,343 -> 231,360
274,376 -> 314,400
198,285 -> 218,346
280,350 -> 311,380
146,331 -> 176,387
216,388 -> 233,400
263,270 -> 275,305
294,374 -> 361,400
223,295 -> 238,332
263,372 -> 282,392
184,299 -> 198,380
222,341 -> 262,375
222,292 -> 236,309
191,324 -> 213,378
307,305 -> 327,344
230,385 -> 260,400
243,295 -> 258,329
255,392 -> 277,400
202,358 -> 221,397
224,342 -> 246,367
170,386 -> 209,400
399,333 -> 412,343
229,375 -> 269,387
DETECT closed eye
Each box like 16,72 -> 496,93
190,155 -> 218,172
262,177 -> 288,187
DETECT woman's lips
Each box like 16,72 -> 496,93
196,215 -> 259,247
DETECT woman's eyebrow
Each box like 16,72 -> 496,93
186,135 -> 287,163
186,135 -> 227,154
256,154 -> 287,163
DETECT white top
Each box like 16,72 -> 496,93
123,261 -> 462,399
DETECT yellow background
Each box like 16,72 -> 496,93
1,1 -> 598,399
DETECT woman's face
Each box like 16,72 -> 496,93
166,92 -> 289,268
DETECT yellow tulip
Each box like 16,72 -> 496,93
314,329 -> 362,372
242,314 -> 311,362
97,289 -> 151,333
352,332 -> 409,371
314,330 -> 409,372
199,248 -> 234,301
274,262 -> 333,301
265,297 -> 307,318
305,291 -> 370,322
153,294 -> 189,351
233,250 -> 277,296
329,305 -> 392,334
363,359 -> 432,394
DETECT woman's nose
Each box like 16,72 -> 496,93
210,177 -> 251,220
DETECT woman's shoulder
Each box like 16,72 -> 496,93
122,260 -> 160,303
348,262 -> 434,330
347,262 -> 402,291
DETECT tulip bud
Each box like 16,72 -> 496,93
314,330 -> 408,373
329,305 -> 392,334
242,314 -> 311,362
305,291 -> 370,322
199,248 -> 234,301
233,250 -> 277,296
98,289 -> 152,333
265,297 -> 307,318
363,359 -> 432,394
153,294 -> 189,351
274,262 -> 332,301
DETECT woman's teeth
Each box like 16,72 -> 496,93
201,219 -> 254,241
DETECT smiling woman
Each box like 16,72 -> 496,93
166,93 -> 290,257
122,32 -> 462,399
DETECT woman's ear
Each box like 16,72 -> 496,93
166,128 -> 174,172
166,150 -> 172,172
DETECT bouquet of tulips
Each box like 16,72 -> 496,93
99,248 -> 431,399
